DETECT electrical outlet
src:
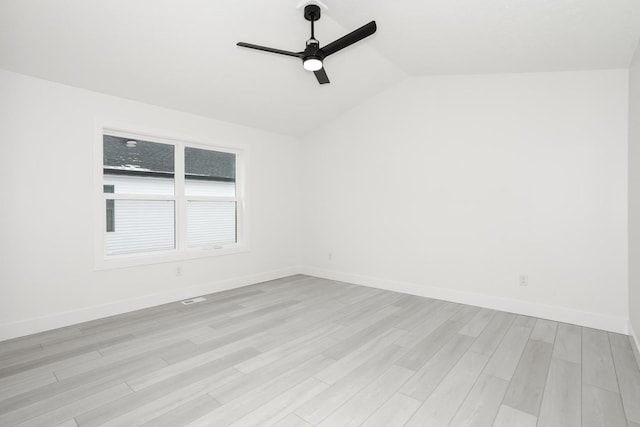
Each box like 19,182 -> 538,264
519,275 -> 528,286
176,266 -> 182,277
328,252 -> 332,261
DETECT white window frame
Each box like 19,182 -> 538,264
93,120 -> 248,270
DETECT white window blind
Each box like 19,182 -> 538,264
106,200 -> 175,255
186,201 -> 236,247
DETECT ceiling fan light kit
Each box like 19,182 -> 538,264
303,57 -> 323,71
237,4 -> 376,84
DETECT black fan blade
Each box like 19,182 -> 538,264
314,67 -> 330,84
320,21 -> 377,57
237,42 -> 302,58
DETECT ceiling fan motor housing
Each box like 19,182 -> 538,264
304,39 -> 324,58
304,4 -> 321,21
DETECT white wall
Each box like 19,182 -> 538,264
0,67 -> 632,340
630,45 -> 640,345
0,69 -> 303,340
301,70 -> 629,332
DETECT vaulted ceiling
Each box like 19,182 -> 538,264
1,0 -> 639,137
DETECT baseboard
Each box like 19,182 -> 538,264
300,266 -> 629,334
2,265 -> 631,342
0,266 -> 300,342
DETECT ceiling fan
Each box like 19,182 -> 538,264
237,4 -> 377,84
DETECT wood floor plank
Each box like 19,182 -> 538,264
235,323 -> 341,374
458,308 -> 496,338
400,333 -> 475,401
396,320 -> 466,371
315,328 -> 406,385
404,351 -> 490,427
227,377 -> 328,427
93,372 -> 238,426
492,405 -> 537,427
449,305 -> 482,325
502,339 -> 553,416
271,413 -> 314,427
98,317 -> 228,356
512,314 -> 537,328
128,346 -> 259,391
140,394 -> 221,427
0,372 -> 57,401
335,291 -> 404,325
609,332 -> 640,423
14,383 -> 132,427
469,311 -> 516,356
329,305 -> 401,342
537,358 -> 581,427
55,339 -> 191,381
482,319 -> 534,381
448,373 -> 509,427
210,338 -> 335,405
582,328 -> 619,392
0,351 -> 102,392
76,367 -> 242,427
38,325 -> 148,355
317,365 -> 413,427
630,336 -> 640,372
254,315 -> 343,354
392,293 -> 434,312
0,357 -> 167,426
294,344 -> 407,425
99,316 -> 230,354
394,299 -> 444,331
338,286 -> 383,306
187,301 -> 300,346
552,323 -> 582,363
187,355 -> 334,426
323,314 -> 402,360
582,384 -> 627,427
0,328 -> 81,355
3,351 -> 148,403
0,343 -> 44,364
529,318 -> 558,344
359,392 -> 421,427
0,332 -> 134,379
74,349 -> 258,426
395,301 -> 459,347
161,318 -> 280,364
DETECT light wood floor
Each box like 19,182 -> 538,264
1,275 -> 640,427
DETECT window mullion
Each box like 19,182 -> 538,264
174,144 -> 186,251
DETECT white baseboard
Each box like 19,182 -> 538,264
300,266 -> 629,334
1,265 -> 632,342
0,266 -> 300,342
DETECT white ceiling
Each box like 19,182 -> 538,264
1,0 -> 639,137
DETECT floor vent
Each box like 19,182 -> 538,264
181,297 -> 206,305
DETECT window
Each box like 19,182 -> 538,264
97,129 -> 245,267
184,147 -> 237,248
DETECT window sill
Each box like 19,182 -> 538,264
93,244 -> 249,270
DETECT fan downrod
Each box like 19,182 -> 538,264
304,4 -> 321,21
